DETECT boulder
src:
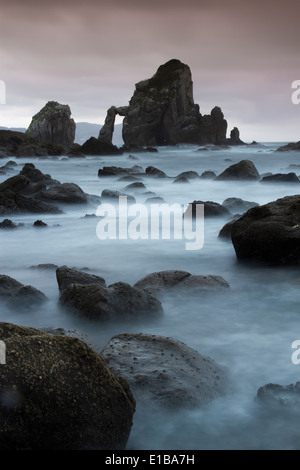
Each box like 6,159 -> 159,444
176,171 -> 200,179
0,274 -> 47,307
123,182 -> 146,191
145,166 -> 168,178
101,189 -> 135,203
26,101 -> 76,147
200,171 -> 217,179
256,382 -> 300,407
231,195 -> 300,264
33,220 -> 47,227
0,219 -> 19,229
98,165 -> 143,177
173,176 -> 189,184
59,281 -> 163,321
56,266 -> 106,291
0,322 -> 135,450
184,200 -> 230,218
0,189 -> 61,215
260,173 -> 300,183
222,197 -> 259,214
38,183 -> 88,204
134,270 -> 229,295
101,333 -> 229,409
215,160 -> 260,181
81,137 -> 122,155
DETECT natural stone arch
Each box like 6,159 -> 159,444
98,106 -> 129,145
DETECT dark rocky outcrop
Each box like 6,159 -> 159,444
122,60 -> 230,147
231,195 -> 300,265
260,173 -> 300,183
98,165 -> 143,177
276,141 -> 300,152
0,322 -> 135,450
0,130 -> 65,158
0,189 -> 62,215
56,266 -> 106,291
81,137 -> 122,155
101,333 -> 229,409
26,101 -> 76,148
0,274 -> 47,307
59,281 -> 163,321
215,160 -> 260,181
134,270 -> 229,295
227,127 -> 245,146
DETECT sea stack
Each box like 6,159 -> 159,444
122,59 -> 228,147
26,101 -> 76,147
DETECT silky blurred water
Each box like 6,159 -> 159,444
1,142 -> 300,449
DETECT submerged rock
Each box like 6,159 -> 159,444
145,166 -> 168,178
56,266 -> 106,291
0,189 -> 61,215
59,281 -> 163,321
184,200 -> 230,218
256,382 -> 300,407
260,173 -> 300,183
134,270 -> 229,295
0,274 -> 47,307
38,183 -> 88,204
0,322 -> 135,450
276,141 -> 300,152
98,165 -> 143,177
222,197 -> 259,214
231,195 -> 300,264
101,333 -> 229,409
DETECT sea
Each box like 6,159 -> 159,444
1,142 -> 300,450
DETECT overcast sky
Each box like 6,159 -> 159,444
1,0 -> 300,142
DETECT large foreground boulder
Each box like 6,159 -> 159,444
0,322 -> 135,450
101,333 -> 229,409
59,281 -> 163,321
231,195 -> 300,264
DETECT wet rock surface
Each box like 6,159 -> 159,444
231,195 -> 300,264
0,322 -> 135,450
101,333 -> 229,409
